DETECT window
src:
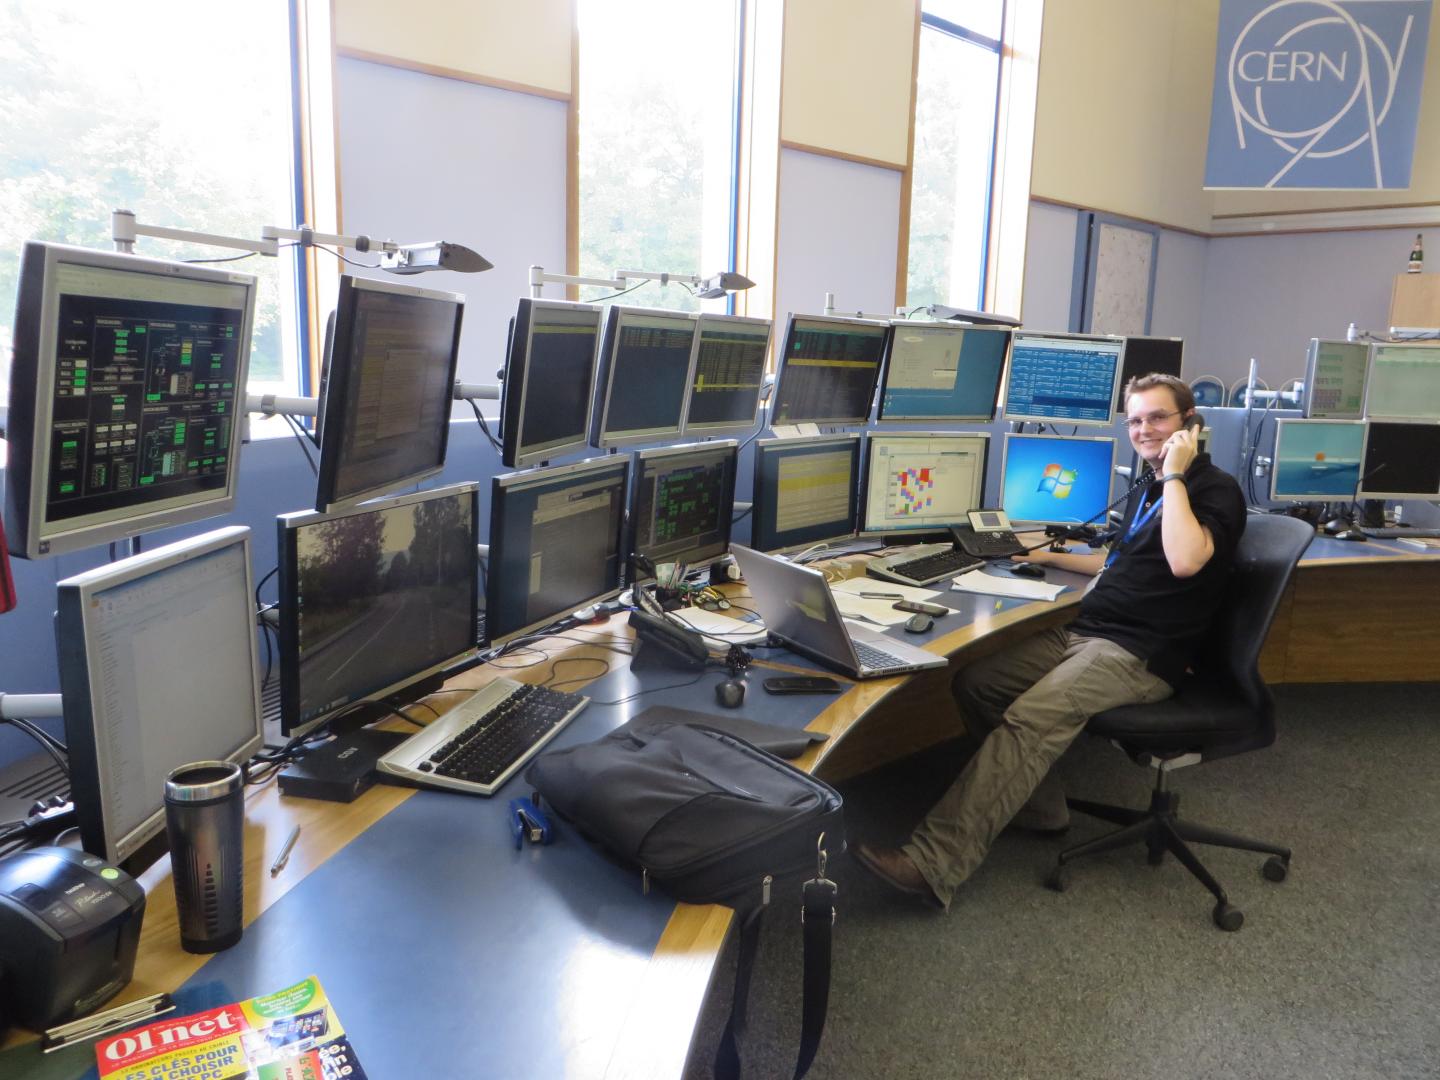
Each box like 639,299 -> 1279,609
906,3 -> 1005,311
0,1 -> 328,406
576,0 -> 741,313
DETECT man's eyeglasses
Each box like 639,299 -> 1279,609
1125,410 -> 1181,431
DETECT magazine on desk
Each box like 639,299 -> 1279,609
94,976 -> 366,1080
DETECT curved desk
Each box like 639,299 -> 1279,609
4,535 -> 1436,1079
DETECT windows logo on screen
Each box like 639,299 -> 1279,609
1036,463 -> 1077,499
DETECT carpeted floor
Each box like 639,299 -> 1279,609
682,682 -> 1440,1080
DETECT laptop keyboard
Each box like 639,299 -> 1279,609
853,640 -> 911,672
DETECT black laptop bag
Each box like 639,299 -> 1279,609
526,718 -> 844,1079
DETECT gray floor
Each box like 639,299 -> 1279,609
683,683 -> 1440,1080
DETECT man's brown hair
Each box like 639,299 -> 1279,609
1124,372 -> 1195,414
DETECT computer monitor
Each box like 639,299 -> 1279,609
630,440 -> 738,574
1113,336 -> 1184,414
313,275 -> 465,513
876,323 -> 1011,422
859,431 -> 990,538
487,456 -> 628,647
4,242 -> 257,559
999,433 -> 1118,527
55,526 -> 264,866
751,434 -> 861,554
590,306 -> 698,448
1357,421 -> 1440,500
1269,419 -> 1365,502
1302,339 -> 1369,419
771,315 -> 891,425
1363,344 -> 1440,421
499,298 -> 602,468
681,313 -> 772,436
277,482 -> 479,738
1001,332 -> 1124,427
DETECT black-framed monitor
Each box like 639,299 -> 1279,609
1001,332 -> 1124,427
859,431 -> 989,538
589,306 -> 698,448
751,434 -> 861,554
1269,419 -> 1365,502
771,314 -> 891,425
4,241 -> 257,559
630,440 -> 738,574
486,455 -> 629,647
1113,336 -> 1184,414
999,432 -> 1118,527
1357,421 -> 1440,500
313,275 -> 465,513
277,482 -> 479,738
1302,339 -> 1369,420
876,323 -> 1011,422
681,313 -> 772,436
55,526 -> 264,866
1363,343 -> 1440,421
499,298 -> 602,468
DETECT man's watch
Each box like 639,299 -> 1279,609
1159,472 -> 1187,486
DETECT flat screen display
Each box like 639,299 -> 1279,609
771,315 -> 890,425
1000,433 -> 1117,526
860,432 -> 989,535
1269,419 -> 1365,501
877,324 -> 1010,422
752,435 -> 860,553
1002,333 -> 1123,426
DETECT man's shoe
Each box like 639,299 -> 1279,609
854,843 -> 941,908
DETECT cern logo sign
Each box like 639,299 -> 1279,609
1205,0 -> 1432,189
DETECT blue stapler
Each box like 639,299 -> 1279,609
508,796 -> 554,849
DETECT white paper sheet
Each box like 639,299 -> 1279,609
830,577 -> 944,626
949,569 -> 1067,602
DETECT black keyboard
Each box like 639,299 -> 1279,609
1358,526 -> 1440,539
377,678 -> 588,796
869,546 -> 982,587
853,640 -> 910,671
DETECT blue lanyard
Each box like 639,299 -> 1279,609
1104,494 -> 1163,569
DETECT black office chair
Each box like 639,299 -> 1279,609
1046,513 -> 1313,930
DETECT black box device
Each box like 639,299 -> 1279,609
0,846 -> 146,1031
277,729 -> 410,803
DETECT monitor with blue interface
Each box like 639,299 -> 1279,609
682,313 -> 772,436
590,306 -> 698,448
876,323 -> 1010,422
499,298 -> 602,467
1002,333 -> 1124,427
752,435 -> 860,553
1000,433 -> 1117,527
1302,339 -> 1368,420
771,315 -> 891,425
1269,419 -> 1365,502
1113,336 -> 1183,414
1363,344 -> 1440,422
1357,421 -> 1440,500
860,432 -> 989,537
630,440 -> 738,574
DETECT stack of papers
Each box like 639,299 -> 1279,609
951,569 -> 1067,602
829,578 -> 944,626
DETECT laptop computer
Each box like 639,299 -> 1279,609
730,545 -> 948,679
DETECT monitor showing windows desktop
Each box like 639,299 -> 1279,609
5,241 -> 257,559
1113,336 -> 1183,414
859,432 -> 989,537
1302,339 -> 1369,420
277,482 -> 479,738
55,526 -> 264,866
590,306 -> 698,448
1357,421 -> 1440,500
1269,419 -> 1365,502
876,323 -> 1010,422
751,434 -> 860,553
486,456 -> 629,646
1002,333 -> 1124,427
1000,433 -> 1117,527
630,440 -> 738,574
499,298 -> 603,467
771,315 -> 891,425
1363,344 -> 1440,421
313,275 -> 465,513
681,313 -> 772,436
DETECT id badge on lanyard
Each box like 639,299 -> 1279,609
1102,494 -> 1163,570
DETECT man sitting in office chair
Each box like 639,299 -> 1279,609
855,373 -> 1246,910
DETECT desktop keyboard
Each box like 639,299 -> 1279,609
376,677 -> 588,796
1357,525 -> 1440,539
866,544 -> 983,587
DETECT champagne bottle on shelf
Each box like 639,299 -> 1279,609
1407,233 -> 1423,273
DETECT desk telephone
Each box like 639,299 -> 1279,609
951,509 -> 1025,559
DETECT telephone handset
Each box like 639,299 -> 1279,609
1182,412 -> 1204,433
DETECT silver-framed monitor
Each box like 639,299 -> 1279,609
1001,332 -> 1124,427
680,312 -> 773,437
1302,339 -> 1369,420
999,432 -> 1119,527
751,434 -> 861,554
1268,419 -> 1365,502
498,297 -> 603,468
875,322 -> 1011,422
55,526 -> 265,865
771,313 -> 891,426
590,306 -> 699,448
1362,343 -> 1440,422
629,439 -> 738,576
859,431 -> 990,538
1357,420 -> 1440,500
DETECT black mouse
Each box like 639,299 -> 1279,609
715,679 -> 746,708
1334,527 -> 1368,542
1011,563 -> 1046,579
903,613 -> 933,634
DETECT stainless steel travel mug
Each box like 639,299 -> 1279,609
164,761 -> 245,953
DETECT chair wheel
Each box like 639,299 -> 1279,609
1213,902 -> 1244,932
1045,865 -> 1067,893
1262,855 -> 1288,882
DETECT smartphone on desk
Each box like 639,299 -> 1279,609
763,676 -> 843,695
893,599 -> 947,617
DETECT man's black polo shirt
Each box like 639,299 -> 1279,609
1069,452 -> 1247,686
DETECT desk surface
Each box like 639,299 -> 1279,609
4,530 -> 1437,1079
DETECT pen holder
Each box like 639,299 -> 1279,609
164,761 -> 245,953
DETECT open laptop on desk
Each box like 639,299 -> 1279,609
730,545 -> 947,679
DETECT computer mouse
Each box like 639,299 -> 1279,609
715,679 -> 746,708
1334,528 -> 1368,542
1011,563 -> 1046,579
904,613 -> 934,634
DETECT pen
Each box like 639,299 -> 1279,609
270,826 -> 301,877
858,592 -> 903,599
